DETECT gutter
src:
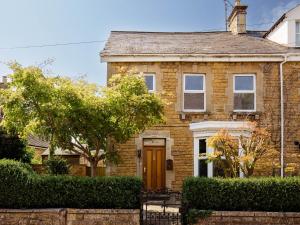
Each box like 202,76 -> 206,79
100,54 -> 292,63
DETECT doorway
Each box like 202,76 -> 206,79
143,139 -> 166,190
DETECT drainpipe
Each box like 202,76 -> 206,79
280,55 -> 288,178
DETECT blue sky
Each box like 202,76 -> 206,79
0,0 -> 299,85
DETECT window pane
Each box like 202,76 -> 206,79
199,159 -> 208,177
296,22 -> 300,33
199,139 -> 206,154
145,76 -> 154,91
184,93 -> 204,110
185,76 -> 203,90
234,93 -> 255,110
235,76 -> 254,90
297,34 -> 300,46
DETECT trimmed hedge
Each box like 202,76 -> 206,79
0,159 -> 142,209
183,177 -> 300,212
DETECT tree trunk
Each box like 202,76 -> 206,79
48,135 -> 55,159
48,144 -> 55,159
246,166 -> 254,177
90,160 -> 98,177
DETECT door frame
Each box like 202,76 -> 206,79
142,138 -> 166,190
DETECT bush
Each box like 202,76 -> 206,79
45,157 -> 70,175
0,159 -> 142,209
0,129 -> 32,163
182,177 -> 300,212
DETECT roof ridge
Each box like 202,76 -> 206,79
110,30 -> 267,35
111,30 -> 229,34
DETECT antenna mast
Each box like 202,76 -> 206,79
224,0 -> 233,31
224,0 -> 228,31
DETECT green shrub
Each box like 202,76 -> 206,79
0,129 -> 32,163
45,157 -> 70,175
0,159 -> 142,209
182,177 -> 300,212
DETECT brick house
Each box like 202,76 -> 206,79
100,1 -> 300,190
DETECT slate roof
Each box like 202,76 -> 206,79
28,135 -> 49,149
41,148 -> 79,156
101,31 -> 300,57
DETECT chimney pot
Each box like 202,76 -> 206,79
235,0 -> 241,6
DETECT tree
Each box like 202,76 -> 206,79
206,122 -> 274,178
0,63 -> 165,176
0,128 -> 33,163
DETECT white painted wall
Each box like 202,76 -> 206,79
267,21 -> 289,46
266,5 -> 300,47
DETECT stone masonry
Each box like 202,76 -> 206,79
0,208 -> 140,225
196,211 -> 300,225
107,61 -> 300,190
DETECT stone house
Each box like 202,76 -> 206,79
100,1 -> 300,190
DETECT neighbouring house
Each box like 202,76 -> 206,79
101,1 -> 300,191
27,135 -> 49,163
41,148 -> 105,176
41,148 -> 81,165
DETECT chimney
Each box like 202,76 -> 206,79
228,0 -> 248,35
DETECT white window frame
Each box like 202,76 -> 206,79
144,73 -> 156,93
296,21 -> 300,47
194,137 -> 244,178
195,138 -> 227,178
183,74 -> 206,112
233,74 -> 256,112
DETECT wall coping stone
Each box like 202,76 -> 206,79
67,208 -> 139,214
212,211 -> 300,218
0,208 -> 65,213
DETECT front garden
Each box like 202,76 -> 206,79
0,159 -> 141,209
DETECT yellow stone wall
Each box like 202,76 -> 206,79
107,62 -> 300,190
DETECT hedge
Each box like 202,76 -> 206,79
182,177 -> 300,212
0,159 -> 142,209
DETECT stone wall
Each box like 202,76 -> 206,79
67,209 -> 140,225
196,211 -> 300,225
0,208 -> 140,225
0,209 -> 66,225
107,61 -> 300,190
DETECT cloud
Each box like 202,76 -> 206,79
256,0 -> 300,30
270,0 -> 299,20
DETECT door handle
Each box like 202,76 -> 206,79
144,167 -> 146,173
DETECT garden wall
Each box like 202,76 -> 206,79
196,211 -> 300,225
0,208 -> 140,225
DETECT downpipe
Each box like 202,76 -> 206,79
280,55 -> 287,178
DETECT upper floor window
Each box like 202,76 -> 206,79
183,74 -> 205,111
233,74 -> 256,112
296,21 -> 300,47
144,74 -> 155,92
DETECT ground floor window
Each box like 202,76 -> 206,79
194,138 -> 242,178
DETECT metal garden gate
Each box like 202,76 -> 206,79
140,189 -> 183,225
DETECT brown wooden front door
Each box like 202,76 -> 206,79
143,145 -> 166,190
